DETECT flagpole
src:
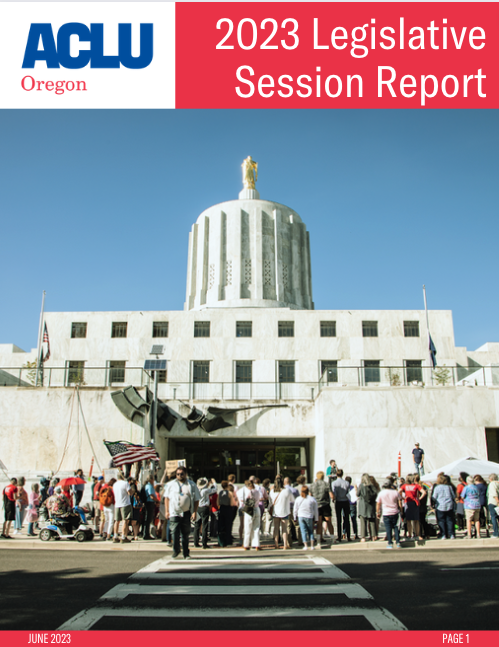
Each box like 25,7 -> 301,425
423,284 -> 432,383
35,290 -> 46,387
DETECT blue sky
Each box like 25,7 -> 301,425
0,109 -> 497,352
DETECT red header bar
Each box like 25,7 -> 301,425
176,2 -> 499,108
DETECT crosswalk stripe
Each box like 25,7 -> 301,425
59,605 -> 406,631
101,582 -> 373,600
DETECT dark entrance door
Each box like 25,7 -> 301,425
170,438 -> 310,484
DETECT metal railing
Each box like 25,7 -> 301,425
0,365 -> 497,398
318,365 -> 499,390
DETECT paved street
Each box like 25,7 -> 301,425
1,546 -> 499,631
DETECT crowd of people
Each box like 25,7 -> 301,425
2,462 -> 499,555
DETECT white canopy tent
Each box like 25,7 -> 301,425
422,456 -> 499,482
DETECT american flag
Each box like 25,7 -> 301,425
41,323 -> 50,362
104,440 -> 159,466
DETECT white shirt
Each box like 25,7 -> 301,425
198,482 -> 217,507
238,486 -> 261,508
293,495 -> 319,521
113,480 -> 131,508
164,478 -> 201,517
270,488 -> 293,517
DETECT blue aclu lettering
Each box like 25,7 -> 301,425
22,23 -> 153,69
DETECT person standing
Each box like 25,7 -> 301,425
356,474 -> 378,542
473,475 -> 488,537
112,473 -> 132,544
284,476 -> 299,545
217,480 -> 234,547
486,474 -> 499,539
14,477 -> 29,535
194,477 -> 217,549
431,474 -> 456,540
270,475 -> 294,550
462,475 -> 482,538
92,476 -> 104,533
399,474 -> 425,540
326,460 -> 337,485
164,467 -> 201,559
143,474 -> 158,540
310,471 -> 335,545
412,443 -> 425,476
345,476 -> 358,540
26,483 -> 41,536
73,469 -> 85,506
331,469 -> 351,542
239,479 -> 262,550
2,478 -> 18,539
99,478 -> 116,540
294,486 -> 319,550
377,481 -> 403,549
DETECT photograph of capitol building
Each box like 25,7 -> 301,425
1,147 -> 498,482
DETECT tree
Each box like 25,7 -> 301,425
433,365 -> 451,386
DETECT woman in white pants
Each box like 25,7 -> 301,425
103,504 -> 115,538
239,480 -> 262,550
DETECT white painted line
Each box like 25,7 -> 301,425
135,557 -> 173,573
101,582 -> 372,600
59,605 -> 406,631
440,567 -> 499,571
309,555 -> 351,579
130,571 -> 344,581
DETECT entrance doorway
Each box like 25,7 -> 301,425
170,438 -> 310,484
486,428 -> 499,463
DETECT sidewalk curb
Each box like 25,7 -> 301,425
1,537 -> 498,551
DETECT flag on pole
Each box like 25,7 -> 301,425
41,323 -> 50,362
429,335 -> 437,368
104,440 -> 159,466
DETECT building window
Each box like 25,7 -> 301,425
364,360 -> 380,384
109,361 -> 126,384
278,321 -> 294,338
111,322 -> 127,338
406,360 -> 423,384
236,321 -> 252,338
193,361 -> 210,383
153,322 -> 169,338
320,321 -> 336,337
71,323 -> 87,339
194,322 -> 210,338
404,321 -> 420,338
362,321 -> 378,338
236,361 -> 252,383
157,370 -> 167,384
321,360 -> 338,383
67,361 -> 85,385
279,360 -> 295,383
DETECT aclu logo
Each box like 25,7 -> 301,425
22,23 -> 153,69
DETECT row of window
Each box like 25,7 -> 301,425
66,359 -> 423,385
194,359 -> 424,384
70,320 -> 422,339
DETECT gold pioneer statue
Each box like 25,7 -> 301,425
242,156 -> 258,190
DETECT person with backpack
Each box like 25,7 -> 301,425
356,474 -> 378,542
217,480 -> 234,547
99,478 -> 116,540
238,479 -> 262,550
92,477 -> 104,533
